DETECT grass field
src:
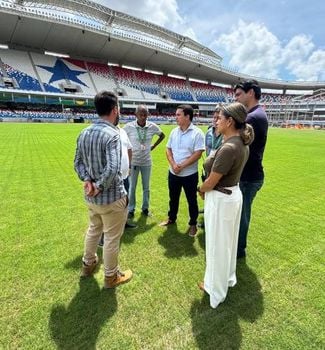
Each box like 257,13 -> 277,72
0,123 -> 324,349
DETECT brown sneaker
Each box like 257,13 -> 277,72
104,269 -> 133,289
187,225 -> 197,237
80,256 -> 99,277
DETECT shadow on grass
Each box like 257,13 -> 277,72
158,223 -> 198,258
49,277 -> 117,350
190,261 -> 263,349
64,251 -> 103,272
122,214 -> 156,244
197,228 -> 205,250
64,255 -> 83,270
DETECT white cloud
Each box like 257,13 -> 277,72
282,35 -> 314,62
94,0 -> 197,40
211,20 -> 282,79
211,20 -> 325,81
282,35 -> 325,81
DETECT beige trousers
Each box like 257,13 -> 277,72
83,196 -> 128,277
204,185 -> 242,308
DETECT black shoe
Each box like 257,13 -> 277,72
128,211 -> 134,219
141,209 -> 152,217
125,222 -> 137,229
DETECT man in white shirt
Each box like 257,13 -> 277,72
124,105 -> 165,217
117,126 -> 137,228
98,118 -> 136,246
159,105 -> 205,237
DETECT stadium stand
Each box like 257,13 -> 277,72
0,107 -> 179,124
0,48 -> 324,128
112,66 -> 144,99
159,75 -> 194,101
32,52 -> 96,95
87,62 -> 117,93
132,70 -> 162,99
190,81 -> 228,103
0,108 -> 69,121
0,49 -> 43,91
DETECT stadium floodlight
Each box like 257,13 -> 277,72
168,73 -> 186,80
189,78 -> 208,84
211,82 -> 232,88
44,51 -> 70,58
145,69 -> 163,75
122,65 -> 142,71
107,62 -> 119,66
0,44 -> 9,49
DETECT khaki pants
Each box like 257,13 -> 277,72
83,196 -> 128,277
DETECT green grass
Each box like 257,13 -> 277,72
0,123 -> 324,349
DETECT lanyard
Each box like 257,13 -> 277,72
136,126 -> 147,144
211,129 -> 220,149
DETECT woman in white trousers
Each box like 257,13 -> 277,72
197,102 -> 254,308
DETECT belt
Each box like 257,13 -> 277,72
214,186 -> 232,195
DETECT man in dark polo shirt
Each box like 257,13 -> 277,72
234,80 -> 268,258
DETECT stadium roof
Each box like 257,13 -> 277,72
0,0 -> 324,91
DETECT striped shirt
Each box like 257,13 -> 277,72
123,120 -> 163,166
74,119 -> 126,205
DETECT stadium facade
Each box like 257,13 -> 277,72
0,0 -> 324,126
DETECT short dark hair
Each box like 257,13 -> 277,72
234,80 -> 261,100
177,104 -> 194,121
94,91 -> 118,117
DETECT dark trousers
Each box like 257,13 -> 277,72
168,171 -> 199,226
237,180 -> 263,257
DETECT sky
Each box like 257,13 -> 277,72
94,0 -> 325,82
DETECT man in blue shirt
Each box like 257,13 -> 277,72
234,80 -> 268,258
